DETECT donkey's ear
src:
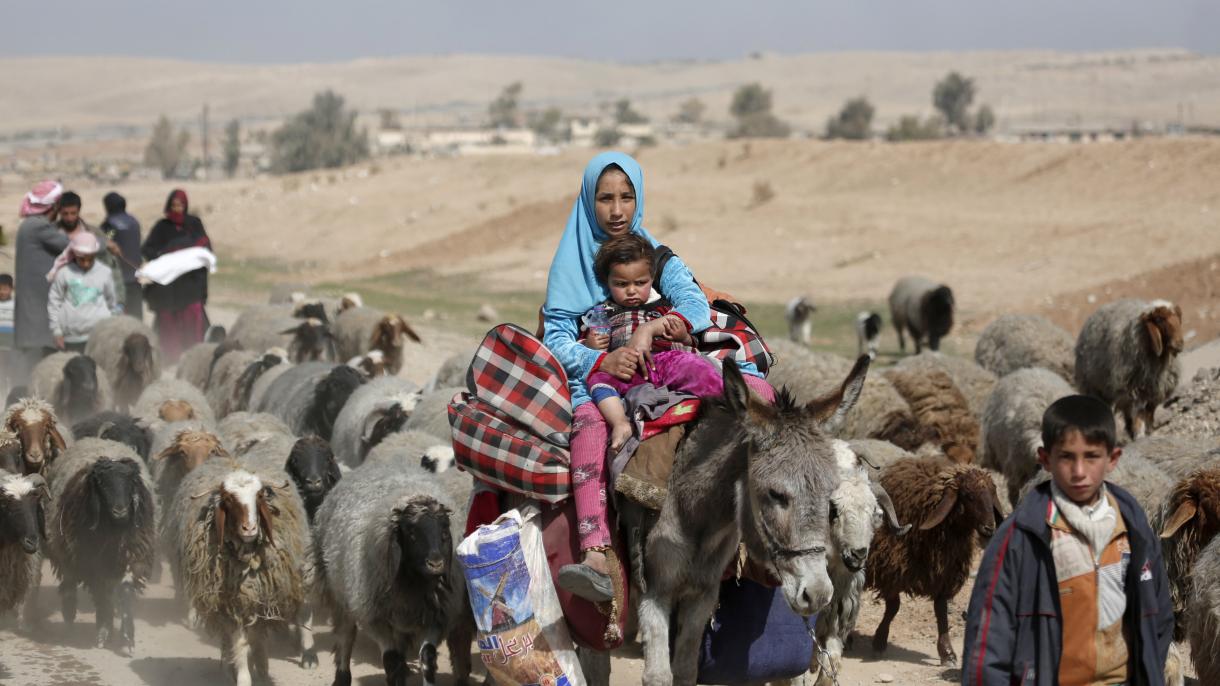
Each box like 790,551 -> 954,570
807,355 -> 870,433
721,358 -> 752,418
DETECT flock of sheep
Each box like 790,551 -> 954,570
0,273 -> 1218,686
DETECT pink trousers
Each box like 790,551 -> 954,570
570,372 -> 776,550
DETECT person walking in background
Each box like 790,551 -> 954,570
55,191 -> 125,313
0,274 -> 14,397
101,191 -> 143,321
47,232 -> 118,353
13,179 -> 69,381
141,189 -> 211,363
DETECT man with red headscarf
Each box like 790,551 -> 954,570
141,188 -> 212,362
13,180 -> 69,380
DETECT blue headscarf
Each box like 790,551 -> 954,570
544,152 -> 659,320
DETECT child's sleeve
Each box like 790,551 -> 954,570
961,521 -> 1021,685
104,273 -> 118,314
1146,517 -> 1176,667
47,274 -> 65,337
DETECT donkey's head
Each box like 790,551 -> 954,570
724,356 -> 870,616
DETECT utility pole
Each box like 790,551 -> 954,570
201,103 -> 210,179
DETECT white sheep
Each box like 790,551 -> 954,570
217,412 -> 295,458
785,295 -> 816,345
175,342 -> 220,390
974,314 -> 1075,382
132,378 -> 216,432
1075,299 -> 1183,439
980,367 -> 1075,506
426,348 -> 475,392
855,311 -> 882,359
404,386 -> 464,442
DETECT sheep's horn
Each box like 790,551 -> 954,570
189,490 -> 214,499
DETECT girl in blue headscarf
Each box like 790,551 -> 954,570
543,152 -> 778,601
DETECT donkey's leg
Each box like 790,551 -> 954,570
934,596 -> 958,667
872,595 -> 900,654
577,646 -> 612,686
671,589 -> 720,686
639,591 -> 675,686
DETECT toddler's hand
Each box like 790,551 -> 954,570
608,420 -> 633,452
661,315 -> 691,343
583,331 -> 609,350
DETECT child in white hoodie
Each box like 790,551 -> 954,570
47,231 -> 118,352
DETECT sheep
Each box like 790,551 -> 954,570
330,376 -> 421,467
973,314 -> 1075,382
1122,434 -> 1220,481
1154,467 -> 1220,642
888,276 -> 955,354
45,438 -> 155,654
5,386 -> 27,409
280,317 -> 337,364
856,311 -> 882,359
229,304 -> 300,353
0,471 -> 50,619
1018,447 -> 1173,518
1075,299 -> 1184,440
176,342 -> 220,390
312,462 -> 472,686
151,423 -> 230,509
1187,537 -> 1220,684
241,435 -> 341,523
0,431 -> 22,474
884,366 -> 980,463
246,355 -> 293,412
404,386 -> 465,442
866,456 -> 1005,667
1157,367 -> 1220,441
979,367 -> 1075,506
894,352 -> 998,418
269,283 -> 311,305
785,295 -> 816,345
84,315 -> 161,411
72,411 -> 151,463
811,441 -> 907,685
426,348 -> 475,392
364,430 -> 455,469
4,397 -> 69,476
205,325 -> 227,344
253,362 -> 366,441
164,458 -> 312,686
334,306 -> 422,377
217,412 -> 294,458
132,378 -> 216,432
847,439 -> 915,471
228,352 -> 287,416
31,352 -> 114,424
205,349 -> 262,419
768,341 -> 927,450
347,349 -> 388,379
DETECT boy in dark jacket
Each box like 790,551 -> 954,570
961,395 -> 1173,686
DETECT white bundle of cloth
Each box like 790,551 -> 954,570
135,247 -> 217,285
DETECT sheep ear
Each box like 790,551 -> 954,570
278,326 -> 302,336
920,487 -> 958,530
1160,499 -> 1198,539
871,481 -> 910,535
397,316 -> 422,343
808,355 -> 870,433
85,480 -> 100,531
152,445 -> 176,461
1143,315 -> 1164,357
388,510 -> 404,577
213,497 -> 226,548
257,495 -> 276,547
48,425 -> 68,456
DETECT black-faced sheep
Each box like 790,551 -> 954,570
280,317 -> 337,364
888,276 -> 955,354
1154,468 -> 1220,641
164,459 -> 311,686
347,349 -> 389,379
330,376 -> 421,467
812,441 -> 906,685
46,438 -> 155,654
894,352 -> 998,418
133,378 -> 216,431
0,471 -> 50,619
31,352 -> 114,424
884,366 -> 979,463
1075,299 -> 1183,440
856,311 -> 882,359
242,435 -> 341,523
313,462 -> 472,686
768,341 -> 927,450
404,387 -> 465,442
4,397 -> 69,476
974,313 -> 1075,382
334,306 -> 422,377
72,411 -> 151,463
231,351 -> 287,413
980,367 -> 1075,506
253,362 -> 366,441
865,457 -> 1004,667
217,412 -> 294,458
785,295 -> 815,345
84,315 -> 161,411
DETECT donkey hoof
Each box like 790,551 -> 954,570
940,653 -> 959,668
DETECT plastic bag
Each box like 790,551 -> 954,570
457,508 -> 585,686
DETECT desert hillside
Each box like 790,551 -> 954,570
2,49 -> 1219,136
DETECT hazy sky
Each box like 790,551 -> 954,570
2,0 -> 1217,63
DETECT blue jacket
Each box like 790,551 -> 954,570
961,482 -> 1173,686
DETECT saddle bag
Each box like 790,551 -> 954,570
692,579 -> 815,684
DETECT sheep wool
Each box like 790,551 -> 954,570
980,367 -> 1074,506
974,313 -> 1076,383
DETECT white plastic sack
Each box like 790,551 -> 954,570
457,507 -> 584,686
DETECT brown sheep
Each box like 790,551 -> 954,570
884,367 -> 980,463
1155,467 -> 1220,641
865,457 -> 1004,667
4,398 -> 69,476
334,307 -> 421,377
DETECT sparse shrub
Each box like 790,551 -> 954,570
270,90 -> 369,174
594,127 -> 622,147
729,83 -> 790,139
751,180 -> 775,207
933,72 -> 976,135
886,115 -> 944,142
826,97 -> 875,140
379,109 -> 402,131
673,98 -> 706,124
489,82 -> 523,128
615,99 -> 648,125
144,115 -> 191,179
223,119 -> 241,178
528,107 -> 564,141
974,104 -> 996,135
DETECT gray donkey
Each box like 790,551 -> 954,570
638,356 -> 870,686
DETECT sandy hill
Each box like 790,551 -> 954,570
2,49 -> 1219,136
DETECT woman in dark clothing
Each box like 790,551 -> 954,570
141,189 -> 211,362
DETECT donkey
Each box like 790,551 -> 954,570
637,356 -> 870,686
